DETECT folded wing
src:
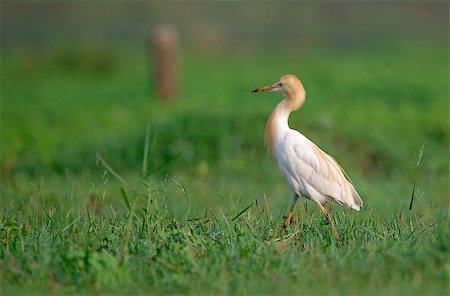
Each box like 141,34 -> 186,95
280,130 -> 363,211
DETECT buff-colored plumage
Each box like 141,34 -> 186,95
252,74 -> 362,240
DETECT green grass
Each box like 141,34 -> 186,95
1,44 -> 449,294
1,175 -> 448,295
1,185 -> 448,294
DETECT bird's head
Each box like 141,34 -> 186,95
251,74 -> 306,97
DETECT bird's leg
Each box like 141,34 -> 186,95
285,193 -> 299,227
277,194 -> 299,237
284,203 -> 295,227
315,201 -> 341,242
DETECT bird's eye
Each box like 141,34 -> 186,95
278,82 -> 283,87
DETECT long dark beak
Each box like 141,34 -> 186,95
251,85 -> 273,93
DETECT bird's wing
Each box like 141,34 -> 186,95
280,130 -> 362,210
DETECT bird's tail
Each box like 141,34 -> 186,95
347,182 -> 363,211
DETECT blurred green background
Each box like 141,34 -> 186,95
1,1 -> 448,215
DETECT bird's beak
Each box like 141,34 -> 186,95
251,82 -> 282,93
251,85 -> 273,93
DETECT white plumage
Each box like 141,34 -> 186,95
252,74 -> 362,240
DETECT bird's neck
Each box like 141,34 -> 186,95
265,90 -> 306,156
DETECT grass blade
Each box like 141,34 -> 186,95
409,181 -> 416,211
409,145 -> 424,211
121,187 -> 132,211
231,202 -> 253,222
142,124 -> 151,177
96,153 -> 128,185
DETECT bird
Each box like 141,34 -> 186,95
252,74 -> 363,241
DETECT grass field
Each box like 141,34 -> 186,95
1,43 -> 449,294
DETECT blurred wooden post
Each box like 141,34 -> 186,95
151,25 -> 180,101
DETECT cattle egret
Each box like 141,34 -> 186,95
252,74 -> 363,241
